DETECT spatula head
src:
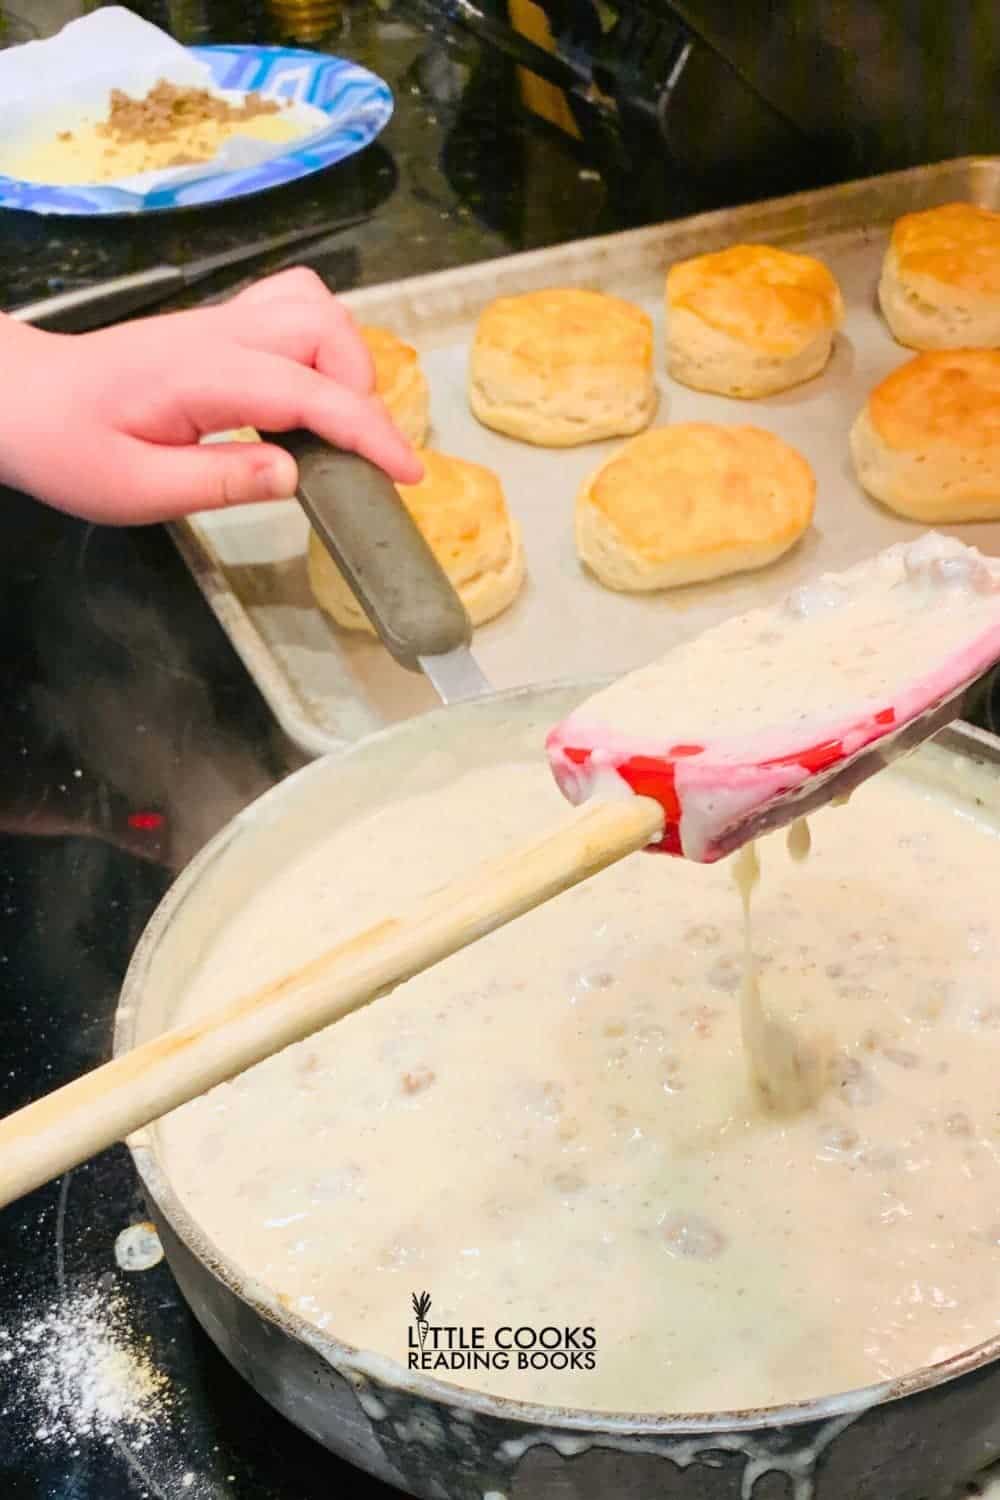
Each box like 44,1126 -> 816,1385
546,534 -> 1000,861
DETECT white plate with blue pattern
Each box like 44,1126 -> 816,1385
0,44 -> 393,217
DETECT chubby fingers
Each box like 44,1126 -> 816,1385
197,348 -> 422,483
226,268 -> 375,396
136,345 -> 421,496
231,265 -> 332,309
63,434 -> 299,524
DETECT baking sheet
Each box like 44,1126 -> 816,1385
172,156 -> 1000,757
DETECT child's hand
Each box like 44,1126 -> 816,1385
0,268 -> 423,524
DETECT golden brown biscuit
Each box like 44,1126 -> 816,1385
360,324 -> 430,448
850,350 -> 1000,521
468,287 -> 657,446
576,423 -> 815,591
666,244 -> 844,398
878,203 -> 1000,350
308,448 -> 525,630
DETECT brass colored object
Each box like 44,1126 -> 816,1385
265,0 -> 341,44
507,0 -> 581,139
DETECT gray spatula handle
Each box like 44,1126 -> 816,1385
266,431 -> 472,670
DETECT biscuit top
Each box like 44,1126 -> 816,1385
360,324 -> 422,398
396,450 -> 514,585
666,245 -> 843,355
890,203 -> 1000,295
588,423 -> 815,561
473,288 -> 653,368
867,350 -> 1000,450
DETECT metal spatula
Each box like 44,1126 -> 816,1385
269,430 -> 492,705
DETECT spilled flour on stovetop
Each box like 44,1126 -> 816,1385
0,1281 -> 172,1449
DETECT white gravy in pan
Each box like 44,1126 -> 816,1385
159,759 -> 1000,1413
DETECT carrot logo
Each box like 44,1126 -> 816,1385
412,1291 -> 432,1351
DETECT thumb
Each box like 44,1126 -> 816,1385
101,438 -> 299,523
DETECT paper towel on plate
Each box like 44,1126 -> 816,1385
0,6 -> 327,197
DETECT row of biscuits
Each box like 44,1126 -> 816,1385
307,290 -> 818,622
307,202 -> 1000,630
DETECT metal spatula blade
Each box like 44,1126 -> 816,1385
416,647 -> 492,705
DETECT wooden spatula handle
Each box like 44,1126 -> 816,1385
0,796 -> 663,1210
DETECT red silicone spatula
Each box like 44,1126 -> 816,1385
547,533 -> 1000,862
